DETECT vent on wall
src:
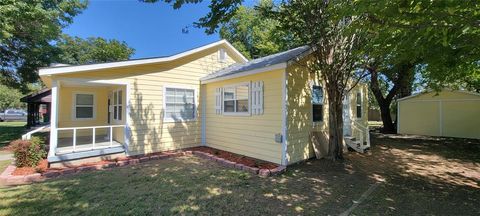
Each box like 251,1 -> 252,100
219,48 -> 226,63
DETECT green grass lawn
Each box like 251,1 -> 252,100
0,134 -> 478,215
0,160 -> 12,173
0,122 -> 27,149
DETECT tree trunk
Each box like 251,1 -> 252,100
369,67 -> 398,133
327,88 -> 344,161
378,100 -> 395,133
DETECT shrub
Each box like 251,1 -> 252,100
11,137 -> 47,167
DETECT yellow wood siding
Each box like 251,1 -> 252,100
53,46 -> 239,155
398,91 -> 480,139
286,63 -> 369,164
204,69 -> 284,164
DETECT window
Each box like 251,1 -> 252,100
312,85 -> 323,122
165,87 -> 195,121
219,48 -> 226,62
75,93 -> 94,119
356,91 -> 362,118
223,84 -> 249,114
113,90 -> 123,121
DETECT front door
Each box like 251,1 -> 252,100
343,94 -> 352,136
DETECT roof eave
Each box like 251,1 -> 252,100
38,39 -> 248,76
200,62 -> 287,84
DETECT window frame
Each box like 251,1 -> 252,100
163,85 -> 197,123
112,89 -> 123,122
72,92 -> 96,121
222,82 -> 251,116
311,84 -> 324,123
356,90 -> 362,119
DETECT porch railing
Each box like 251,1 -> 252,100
55,125 -> 125,154
352,121 -> 370,148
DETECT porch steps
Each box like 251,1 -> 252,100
344,136 -> 365,153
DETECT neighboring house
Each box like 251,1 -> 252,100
38,40 -> 369,166
397,90 -> 480,139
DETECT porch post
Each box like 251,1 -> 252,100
48,80 -> 59,158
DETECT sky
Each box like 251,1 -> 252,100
63,0 -> 226,59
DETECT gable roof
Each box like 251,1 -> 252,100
397,89 -> 480,102
200,46 -> 310,83
38,40 -> 248,76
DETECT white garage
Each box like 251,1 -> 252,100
397,90 -> 480,139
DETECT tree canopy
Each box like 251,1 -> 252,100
0,84 -> 23,111
0,0 -> 87,90
55,34 -> 135,65
219,1 -> 299,59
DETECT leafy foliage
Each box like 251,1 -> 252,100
219,1 -> 300,59
142,0 -> 243,34
11,136 -> 46,167
270,0 -> 365,160
55,34 -> 135,65
345,0 -> 480,132
0,0 -> 87,90
0,84 -> 23,111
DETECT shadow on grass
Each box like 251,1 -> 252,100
349,133 -> 480,215
0,156 -> 375,215
1,133 -> 479,215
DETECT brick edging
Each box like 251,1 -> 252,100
192,151 -> 286,177
0,150 -> 286,186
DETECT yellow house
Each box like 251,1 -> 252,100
39,40 -> 370,166
397,90 -> 480,139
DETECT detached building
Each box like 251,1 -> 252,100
397,90 -> 480,139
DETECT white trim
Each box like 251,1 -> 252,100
221,82 -> 251,116
112,88 -> 124,123
398,98 -> 480,102
201,84 -> 206,146
72,92 -> 96,121
397,89 -> 480,102
48,80 -> 59,158
281,70 -> 288,166
162,85 -> 198,123
200,63 -> 287,84
124,83 -> 131,155
39,40 -> 248,76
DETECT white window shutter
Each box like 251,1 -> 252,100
215,88 -> 222,114
251,81 -> 264,115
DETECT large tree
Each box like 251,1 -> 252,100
146,0 -> 364,160
55,34 -> 135,65
272,0 -> 365,160
219,1 -> 299,59
0,0 -> 87,91
351,0 -> 480,132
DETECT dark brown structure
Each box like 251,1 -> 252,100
20,88 -> 51,127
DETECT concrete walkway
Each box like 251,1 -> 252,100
0,153 -> 13,161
